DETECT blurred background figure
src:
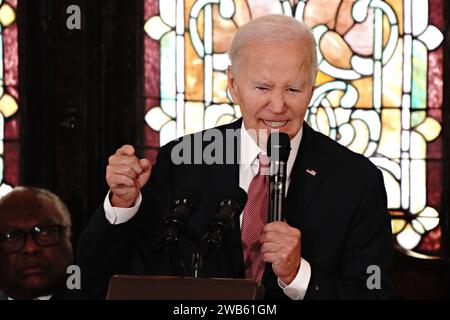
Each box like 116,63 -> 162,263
0,187 -> 74,300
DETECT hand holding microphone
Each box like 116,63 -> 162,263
263,132 -> 301,285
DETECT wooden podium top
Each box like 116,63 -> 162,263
107,275 -> 265,300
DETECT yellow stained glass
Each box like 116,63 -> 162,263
316,107 -> 330,137
232,0 -> 251,26
378,109 -> 401,159
386,0 -> 403,35
382,15 -> 390,47
320,31 -> 352,69
212,71 -> 229,104
326,90 -> 344,108
382,40 -> 403,107
0,3 -> 15,27
0,94 -> 18,118
212,5 -> 236,53
414,116 -> 441,142
391,218 -> 406,235
185,32 -> 204,101
185,101 -> 205,134
315,71 -> 335,87
347,119 -> 369,154
351,77 -> 373,109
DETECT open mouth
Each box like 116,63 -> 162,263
262,120 -> 288,128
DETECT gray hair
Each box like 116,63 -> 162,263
228,14 -> 318,84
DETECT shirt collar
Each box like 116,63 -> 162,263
239,122 -> 303,177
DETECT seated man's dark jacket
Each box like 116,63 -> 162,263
77,119 -> 394,299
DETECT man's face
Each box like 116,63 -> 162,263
228,40 -> 315,144
0,194 -> 73,299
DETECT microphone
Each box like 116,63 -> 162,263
163,191 -> 199,244
202,188 -> 247,251
267,132 -> 291,222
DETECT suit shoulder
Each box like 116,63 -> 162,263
159,119 -> 241,152
309,127 -> 380,175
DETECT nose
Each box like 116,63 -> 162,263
269,90 -> 287,114
21,233 -> 41,255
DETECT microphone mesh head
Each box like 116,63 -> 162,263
268,132 -> 291,161
219,187 -> 248,212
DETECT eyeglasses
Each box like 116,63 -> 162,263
0,225 -> 66,254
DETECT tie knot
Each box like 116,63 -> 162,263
258,153 -> 270,169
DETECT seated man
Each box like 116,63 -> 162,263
77,14 -> 394,299
0,187 -> 74,300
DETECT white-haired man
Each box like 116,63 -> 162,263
78,14 -> 394,300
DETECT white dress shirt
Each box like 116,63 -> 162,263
104,123 -> 311,300
7,295 -> 52,300
238,124 -> 311,300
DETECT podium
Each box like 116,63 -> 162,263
107,275 -> 265,300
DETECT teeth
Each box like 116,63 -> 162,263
263,120 -> 288,128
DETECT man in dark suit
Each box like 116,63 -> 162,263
0,187 -> 75,300
77,14 -> 393,300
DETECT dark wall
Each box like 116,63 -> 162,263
18,0 -> 144,243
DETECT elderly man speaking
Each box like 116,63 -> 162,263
78,14 -> 394,300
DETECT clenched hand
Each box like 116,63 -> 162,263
106,144 -> 152,208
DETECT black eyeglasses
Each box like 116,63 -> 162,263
0,225 -> 65,254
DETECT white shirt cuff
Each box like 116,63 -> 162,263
103,190 -> 142,225
278,258 -> 311,300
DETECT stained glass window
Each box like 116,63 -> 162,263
143,0 -> 445,257
0,0 -> 18,198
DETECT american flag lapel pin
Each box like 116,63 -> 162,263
306,168 -> 317,176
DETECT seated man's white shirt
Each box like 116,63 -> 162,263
104,122 -> 311,299
8,295 -> 52,300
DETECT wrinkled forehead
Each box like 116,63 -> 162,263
0,196 -> 62,231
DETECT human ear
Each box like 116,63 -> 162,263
227,65 -> 240,104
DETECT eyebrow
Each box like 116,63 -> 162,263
252,80 -> 273,87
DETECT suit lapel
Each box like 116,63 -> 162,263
285,123 -> 330,226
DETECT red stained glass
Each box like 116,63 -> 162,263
426,109 -> 443,160
146,97 -> 160,112
427,48 -> 443,109
7,87 -> 19,101
426,161 -> 442,211
144,123 -> 160,148
416,227 -> 442,255
4,117 -> 20,140
3,24 -> 19,90
143,148 -> 159,165
6,0 -> 17,9
3,142 -> 19,186
145,38 -> 160,103
1,0 -> 20,188
144,0 -> 161,148
429,0 -> 444,29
